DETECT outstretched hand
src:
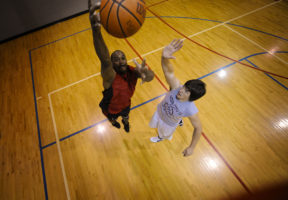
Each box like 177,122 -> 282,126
182,146 -> 194,157
133,58 -> 147,79
133,58 -> 146,71
162,39 -> 184,59
89,0 -> 101,28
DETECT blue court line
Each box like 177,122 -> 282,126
244,51 -> 288,59
29,50 -> 48,200
245,59 -> 288,90
199,51 -> 288,80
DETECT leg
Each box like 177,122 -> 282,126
149,111 -> 164,142
107,114 -> 120,129
120,106 -> 131,133
121,115 -> 130,133
150,112 -> 176,142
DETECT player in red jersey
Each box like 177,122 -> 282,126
89,0 -> 154,132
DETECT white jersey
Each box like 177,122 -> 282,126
157,87 -> 198,126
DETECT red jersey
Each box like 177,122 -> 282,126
99,66 -> 138,115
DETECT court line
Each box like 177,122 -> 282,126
48,94 -> 71,200
226,23 -> 288,42
30,28 -> 91,52
49,72 -> 100,95
48,58 -> 141,95
42,93 -> 166,149
201,133 -> 252,194
245,59 -> 288,90
224,24 -> 288,65
29,50 -> 49,200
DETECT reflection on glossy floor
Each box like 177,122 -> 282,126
1,0 -> 288,199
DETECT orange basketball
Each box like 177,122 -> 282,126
100,0 -> 146,38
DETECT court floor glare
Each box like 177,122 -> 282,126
1,0 -> 288,199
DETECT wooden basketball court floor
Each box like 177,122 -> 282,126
1,0 -> 288,199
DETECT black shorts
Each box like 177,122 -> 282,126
105,106 -> 131,121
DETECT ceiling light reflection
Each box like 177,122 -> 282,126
97,125 -> 106,134
218,70 -> 227,78
203,157 -> 219,170
278,119 -> 288,129
268,47 -> 279,55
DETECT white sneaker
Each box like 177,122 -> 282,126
150,136 -> 163,143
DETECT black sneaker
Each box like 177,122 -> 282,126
121,119 -> 130,133
179,120 -> 183,127
111,121 -> 120,129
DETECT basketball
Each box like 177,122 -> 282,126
100,0 -> 146,38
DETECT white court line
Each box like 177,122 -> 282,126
224,24 -> 288,65
49,58 -> 140,95
48,94 -> 71,200
49,72 -> 101,95
46,2 -> 282,199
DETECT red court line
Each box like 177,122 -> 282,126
202,134 -> 252,194
145,7 -> 288,80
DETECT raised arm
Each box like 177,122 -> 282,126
89,0 -> 115,89
161,39 -> 183,90
182,113 -> 202,157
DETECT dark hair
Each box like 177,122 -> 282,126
184,79 -> 206,101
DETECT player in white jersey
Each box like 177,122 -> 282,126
150,39 -> 206,157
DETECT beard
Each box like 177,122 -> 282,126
114,65 -> 127,74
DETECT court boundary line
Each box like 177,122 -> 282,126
30,13 -> 288,200
29,50 -> 49,200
